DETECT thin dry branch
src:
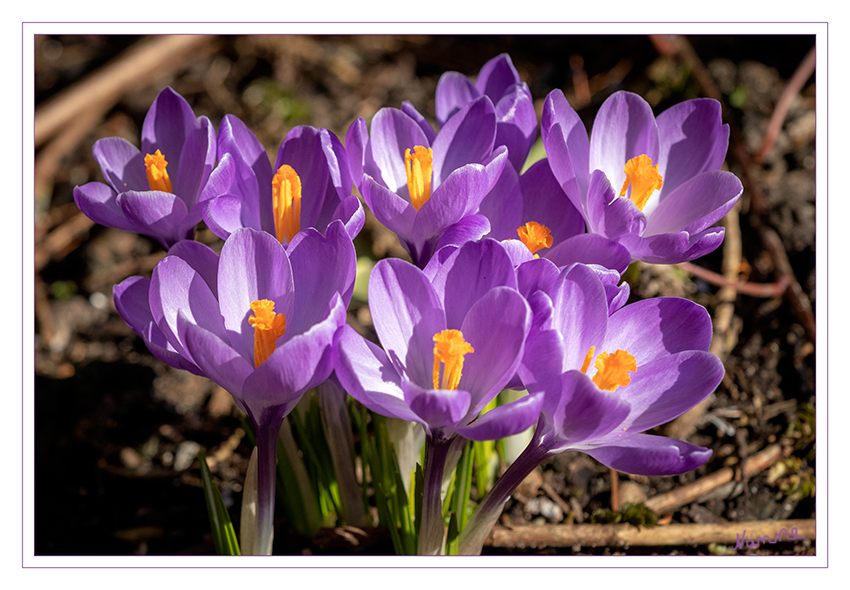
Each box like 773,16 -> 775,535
644,444 -> 785,515
754,45 -> 816,163
485,519 -> 813,549
35,35 -> 217,148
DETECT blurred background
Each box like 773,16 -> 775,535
33,34 -> 816,555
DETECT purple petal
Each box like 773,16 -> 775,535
476,53 -> 521,99
617,230 -> 691,264
177,314 -> 254,397
404,380 -> 471,429
369,258 -> 446,388
604,297 -> 713,362
479,159 -> 523,241
73,182 -> 137,233
141,87 -> 196,173
401,101 -> 438,145
542,371 -> 630,451
172,116 -> 215,209
114,276 -> 203,375
589,91 -> 659,186
459,287 -> 531,413
218,114 -> 272,232
117,190 -> 191,248
455,391 -> 543,442
286,221 -> 356,334
656,98 -> 730,198
345,118 -> 370,192
541,89 -> 590,212
431,214 -> 491,256
216,228 -> 294,359
333,325 -> 423,424
518,158 -> 586,246
149,254 -> 228,358
274,126 -> 331,233
431,239 -> 518,330
585,169 -> 646,240
580,434 -> 712,476
369,108 -> 430,193
546,233 -> 632,275
166,239 -> 220,298
431,95 -> 496,185
203,194 -> 244,241
92,137 -> 147,193
644,170 -> 742,236
516,257 -> 560,297
516,290 -> 565,389
614,350 -> 724,433
679,227 -> 726,261
360,175 -> 416,239
494,83 -> 537,170
435,71 -> 479,127
333,194 -> 366,240
549,263 -> 610,371
414,146 -> 507,240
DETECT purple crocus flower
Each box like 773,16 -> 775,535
458,263 -> 724,554
74,87 -> 230,249
334,239 -> 540,553
203,115 -> 364,246
433,53 -> 537,172
113,223 -> 356,554
346,97 -> 508,267
542,90 -> 743,264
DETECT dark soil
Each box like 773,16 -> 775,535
33,34 -> 816,556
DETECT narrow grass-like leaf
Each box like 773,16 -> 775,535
198,449 -> 241,555
446,513 -> 459,556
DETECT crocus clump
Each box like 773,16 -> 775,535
74,87 -> 229,249
114,223 -> 355,554
542,90 -> 743,264
203,115 -> 364,246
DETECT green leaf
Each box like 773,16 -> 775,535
198,449 -> 241,555
446,513 -> 459,556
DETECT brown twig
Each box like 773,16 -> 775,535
485,519 -> 813,549
644,444 -> 785,515
754,45 -> 816,163
609,468 -> 619,512
35,35 -> 218,148
758,225 -> 816,343
675,261 -> 790,298
34,211 -> 95,273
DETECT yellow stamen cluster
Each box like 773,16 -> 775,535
248,299 -> 287,368
144,149 -> 172,193
432,329 -> 474,391
517,221 -> 553,258
581,346 -> 637,392
405,146 -> 433,211
619,154 -> 663,211
272,165 -> 302,244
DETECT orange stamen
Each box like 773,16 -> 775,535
272,165 -> 302,243
248,299 -> 287,368
405,146 -> 433,210
144,149 -> 172,193
432,329 -> 474,390
581,346 -> 637,392
517,221 -> 553,258
619,154 -> 663,211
